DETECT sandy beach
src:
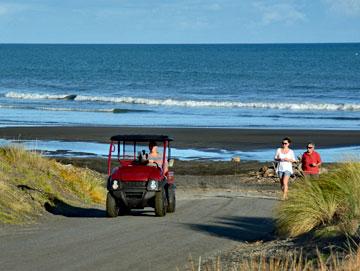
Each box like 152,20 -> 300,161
1,126 -> 359,151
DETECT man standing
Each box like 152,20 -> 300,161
301,142 -> 322,178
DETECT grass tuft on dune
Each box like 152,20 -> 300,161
276,162 -> 360,238
197,247 -> 360,271
0,145 -> 106,224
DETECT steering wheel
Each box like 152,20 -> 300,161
148,160 -> 158,167
148,160 -> 162,171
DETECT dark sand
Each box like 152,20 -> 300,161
1,126 -> 359,151
55,156 -> 267,175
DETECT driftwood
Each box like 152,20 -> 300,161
258,159 -> 327,179
257,164 -> 276,178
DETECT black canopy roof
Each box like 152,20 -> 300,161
110,134 -> 173,142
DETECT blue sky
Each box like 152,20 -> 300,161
0,0 -> 359,43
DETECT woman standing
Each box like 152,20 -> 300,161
274,137 -> 296,200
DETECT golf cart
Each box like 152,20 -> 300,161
106,135 -> 175,217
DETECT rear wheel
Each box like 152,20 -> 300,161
155,188 -> 167,217
167,186 -> 176,213
106,192 -> 119,217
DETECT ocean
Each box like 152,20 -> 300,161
0,43 -> 360,129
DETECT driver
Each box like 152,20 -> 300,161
148,141 -> 168,173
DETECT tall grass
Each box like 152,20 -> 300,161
276,162 -> 360,238
188,246 -> 360,270
0,145 -> 106,224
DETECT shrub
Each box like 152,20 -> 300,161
276,162 -> 360,237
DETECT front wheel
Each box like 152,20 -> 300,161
167,186 -> 176,213
155,188 -> 167,217
106,192 -> 119,217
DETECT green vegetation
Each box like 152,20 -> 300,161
276,162 -> 360,238
0,145 -> 106,224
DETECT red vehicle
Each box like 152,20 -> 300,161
106,135 -> 175,217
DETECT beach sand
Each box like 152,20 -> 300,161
1,126 -> 359,151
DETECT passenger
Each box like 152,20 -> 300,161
148,141 -> 168,173
301,142 -> 322,179
274,137 -> 296,200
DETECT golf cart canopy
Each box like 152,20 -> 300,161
110,135 -> 173,142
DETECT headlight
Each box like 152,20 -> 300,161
112,180 -> 119,190
147,180 -> 158,191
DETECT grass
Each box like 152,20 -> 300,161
187,246 -> 360,270
0,145 -> 106,224
276,162 -> 360,238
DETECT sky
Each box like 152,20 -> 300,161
0,0 -> 359,44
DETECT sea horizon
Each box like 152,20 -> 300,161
1,42 -> 359,45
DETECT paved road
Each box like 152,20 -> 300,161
0,192 -> 276,271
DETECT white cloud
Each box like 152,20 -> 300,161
207,3 -> 221,11
325,0 -> 360,16
0,3 -> 30,17
253,2 -> 306,25
0,5 -> 9,16
179,18 -> 209,30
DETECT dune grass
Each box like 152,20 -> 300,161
0,145 -> 106,224
276,162 -> 360,238
189,246 -> 360,271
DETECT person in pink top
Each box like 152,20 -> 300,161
301,142 -> 322,179
274,137 -> 296,200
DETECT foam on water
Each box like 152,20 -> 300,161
5,91 -> 360,112
0,104 -> 147,113
5,92 -> 76,100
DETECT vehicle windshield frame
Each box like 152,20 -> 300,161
107,138 -> 171,176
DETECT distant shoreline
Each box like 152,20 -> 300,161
1,126 -> 359,151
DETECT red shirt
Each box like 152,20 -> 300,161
302,151 -> 322,174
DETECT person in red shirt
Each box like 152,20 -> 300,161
301,142 -> 322,178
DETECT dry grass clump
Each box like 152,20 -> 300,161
187,246 -> 360,271
276,162 -> 360,238
0,145 -> 106,224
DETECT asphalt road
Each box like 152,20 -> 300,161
0,192 -> 276,271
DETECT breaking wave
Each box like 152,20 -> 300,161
0,104 -> 146,113
5,91 -> 360,111
5,92 -> 77,100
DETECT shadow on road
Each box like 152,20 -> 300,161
44,198 -> 106,218
130,209 -> 156,216
187,216 -> 275,242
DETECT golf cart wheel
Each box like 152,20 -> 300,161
167,186 -> 176,213
155,188 -> 167,217
106,192 -> 119,217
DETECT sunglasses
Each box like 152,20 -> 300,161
282,142 -> 289,145
307,146 -> 313,149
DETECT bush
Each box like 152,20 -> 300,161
0,145 -> 106,224
276,162 -> 360,237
